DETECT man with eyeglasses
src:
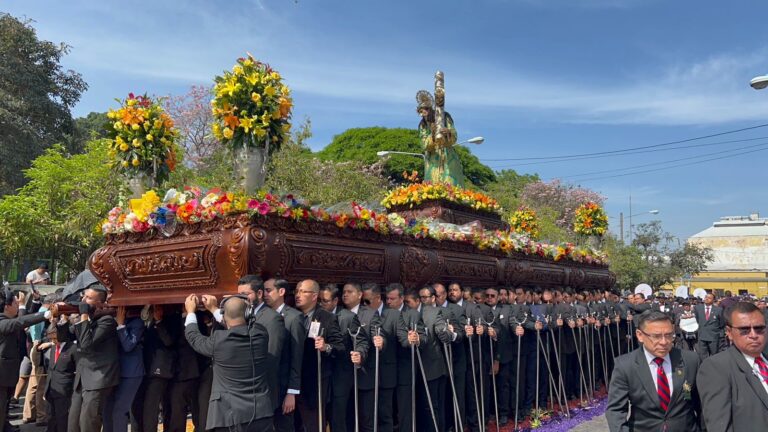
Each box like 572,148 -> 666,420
697,301 -> 768,431
694,293 -> 724,359
606,311 -> 702,431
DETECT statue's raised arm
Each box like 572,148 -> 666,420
416,71 -> 465,187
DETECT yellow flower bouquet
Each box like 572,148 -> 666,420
573,201 -> 608,237
106,93 -> 178,185
509,206 -> 540,240
211,54 -> 293,152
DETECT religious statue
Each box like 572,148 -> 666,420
416,71 -> 465,187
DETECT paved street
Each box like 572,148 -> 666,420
569,414 -> 609,432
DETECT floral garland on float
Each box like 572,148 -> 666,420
105,93 -> 178,195
573,201 -> 609,237
211,54 -> 293,193
381,182 -> 501,214
508,206 -> 540,240
100,188 -> 608,265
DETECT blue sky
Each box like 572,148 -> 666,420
5,0 -> 768,241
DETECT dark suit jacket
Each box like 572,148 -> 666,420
186,320 -> 273,428
299,307 -> 345,409
356,306 -> 381,391
332,308 -> 369,396
377,307 -> 399,389
43,341 -> 77,398
117,316 -> 145,379
253,304 -> 286,411
606,347 -> 701,431
0,311 -> 46,387
694,304 -> 723,342
277,304 -> 306,397
396,306 -> 427,386
144,318 -> 177,379
697,346 -> 768,431
418,304 -> 448,381
73,314 -> 120,391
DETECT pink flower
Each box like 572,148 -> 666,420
248,199 -> 260,210
257,201 -> 270,215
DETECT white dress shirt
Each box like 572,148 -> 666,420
643,347 -> 673,398
742,352 -> 768,395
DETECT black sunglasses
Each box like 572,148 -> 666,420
728,325 -> 767,336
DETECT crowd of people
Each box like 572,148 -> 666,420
2,271 -> 768,432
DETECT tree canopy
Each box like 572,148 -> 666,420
317,127 -> 496,187
0,13 -> 87,195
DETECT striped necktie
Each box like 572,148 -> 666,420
755,356 -> 768,384
654,357 -> 670,411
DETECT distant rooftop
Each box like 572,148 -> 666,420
691,213 -> 768,238
689,213 -> 768,271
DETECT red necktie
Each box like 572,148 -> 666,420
705,307 -> 710,321
755,357 -> 768,384
654,357 -> 670,411
54,345 -> 61,364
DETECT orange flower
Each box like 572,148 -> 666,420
224,114 -> 240,130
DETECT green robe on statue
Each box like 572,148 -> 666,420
419,112 -> 465,187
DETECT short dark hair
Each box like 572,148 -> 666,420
725,301 -> 763,326
385,283 -> 404,297
637,311 -> 674,330
404,288 -> 420,301
86,286 -> 107,302
237,274 -> 264,293
419,286 -> 436,297
344,282 -> 362,293
362,282 -> 381,296
38,262 -> 48,270
321,284 -> 340,300
273,279 -> 291,294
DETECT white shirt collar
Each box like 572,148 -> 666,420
276,303 -> 285,314
643,346 -> 671,367
350,304 -> 360,315
457,298 -> 464,307
441,300 -> 449,308
377,303 -> 384,315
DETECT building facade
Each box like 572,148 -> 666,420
687,213 -> 768,297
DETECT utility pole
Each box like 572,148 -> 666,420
629,194 -> 633,243
619,212 -> 624,244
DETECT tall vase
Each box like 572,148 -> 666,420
127,174 -> 148,198
234,145 -> 267,194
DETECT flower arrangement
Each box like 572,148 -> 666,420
573,201 -> 609,236
211,54 -> 292,151
106,93 -> 178,184
101,188 -> 608,265
508,206 -> 540,240
381,182 -> 501,214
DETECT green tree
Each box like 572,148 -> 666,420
603,235 -> 646,293
61,112 -> 110,154
0,141 -> 118,279
485,169 -> 540,215
317,127 -> 496,187
267,124 -> 388,206
669,242 -> 714,280
0,13 -> 88,195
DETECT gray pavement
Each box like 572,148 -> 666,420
569,413 -> 609,432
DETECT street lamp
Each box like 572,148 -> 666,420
623,209 -> 660,243
751,74 -> 768,90
458,136 -> 484,145
375,151 -> 425,159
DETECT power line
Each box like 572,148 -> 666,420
481,123 -> 768,162
488,135 -> 768,169
560,141 -> 768,179
572,146 -> 768,183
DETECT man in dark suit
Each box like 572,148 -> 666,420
141,305 -> 177,432
67,286 -> 120,432
606,311 -> 702,431
264,278 -> 306,432
434,282 -> 466,429
395,287 -> 427,432
697,301 -> 768,431
415,286 -> 454,432
184,294 -> 273,431
330,283 -> 369,432
339,282 -> 375,432
694,293 -> 724,359
319,284 -> 340,315
294,279 -> 345,432
41,323 -> 77,432
363,283 -> 398,432
0,289 -> 49,431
